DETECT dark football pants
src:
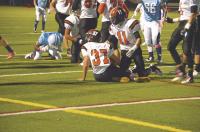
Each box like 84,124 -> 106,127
120,48 -> 146,77
71,40 -> 81,63
167,20 -> 187,65
55,12 -> 68,35
100,21 -> 111,42
79,18 -> 97,44
93,64 -> 130,82
192,15 -> 200,55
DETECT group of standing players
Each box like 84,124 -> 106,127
25,0 -> 200,83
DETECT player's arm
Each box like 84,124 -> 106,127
33,0 -> 37,7
80,47 -> 90,81
98,2 -> 106,14
185,4 -> 199,29
50,0 -> 56,13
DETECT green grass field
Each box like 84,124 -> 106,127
0,6 -> 200,132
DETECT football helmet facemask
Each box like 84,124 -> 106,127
85,29 -> 101,42
110,6 -> 127,25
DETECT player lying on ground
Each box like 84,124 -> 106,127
80,29 -> 133,82
25,32 -> 63,60
0,35 -> 15,59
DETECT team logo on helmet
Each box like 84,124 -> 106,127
85,29 -> 101,42
110,6 -> 126,25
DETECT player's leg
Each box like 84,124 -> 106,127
41,10 -> 47,32
151,21 -> 162,63
143,23 -> 154,62
120,50 -> 132,76
193,15 -> 200,77
0,35 -> 15,59
71,40 -> 81,63
181,24 -> 194,84
34,8 -> 40,33
168,21 -> 186,66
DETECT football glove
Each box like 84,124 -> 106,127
165,17 -> 174,23
180,28 -> 189,37
126,45 -> 138,58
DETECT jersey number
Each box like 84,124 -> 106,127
91,49 -> 109,66
117,31 -> 128,45
145,3 -> 156,13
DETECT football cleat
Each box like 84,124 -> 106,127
171,69 -> 184,82
120,77 -> 130,83
149,64 -> 162,76
193,69 -> 199,77
157,59 -> 163,64
181,76 -> 193,84
7,51 -> 15,59
25,52 -> 34,59
134,77 -> 151,82
145,57 -> 154,62
33,27 -> 37,33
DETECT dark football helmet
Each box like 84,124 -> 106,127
110,6 -> 126,25
85,29 -> 101,42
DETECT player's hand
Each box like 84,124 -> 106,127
126,45 -> 138,58
165,17 -> 174,23
180,28 -> 188,37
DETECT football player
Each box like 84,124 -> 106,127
33,0 -> 50,33
0,35 -> 15,59
165,0 -> 194,82
80,29 -> 132,82
64,11 -> 82,63
97,0 -> 129,42
72,0 -> 98,44
108,7 -> 162,79
179,0 -> 200,83
133,3 -> 164,63
25,32 -> 63,60
140,0 -> 167,63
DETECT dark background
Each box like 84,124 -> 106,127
0,0 -> 179,6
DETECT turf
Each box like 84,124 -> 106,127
0,6 -> 200,132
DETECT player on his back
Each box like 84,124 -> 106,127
33,0 -> 50,33
80,29 -> 132,82
25,32 -> 63,60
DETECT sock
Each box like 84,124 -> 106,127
5,45 -> 14,53
155,43 -> 162,61
42,20 -> 46,31
147,46 -> 154,58
188,68 -> 193,78
179,63 -> 186,75
34,20 -> 39,30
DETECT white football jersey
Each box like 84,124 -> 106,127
97,0 -> 113,22
179,0 -> 195,20
56,0 -> 72,15
109,18 -> 140,50
81,42 -> 113,74
80,0 -> 98,18
64,14 -> 80,36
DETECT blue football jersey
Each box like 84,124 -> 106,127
38,32 -> 63,46
141,0 -> 164,21
37,0 -> 48,9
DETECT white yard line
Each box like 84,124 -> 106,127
0,97 -> 200,117
0,70 -> 86,78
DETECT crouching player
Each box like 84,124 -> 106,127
25,32 -> 63,60
80,29 -> 132,82
108,7 -> 162,80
